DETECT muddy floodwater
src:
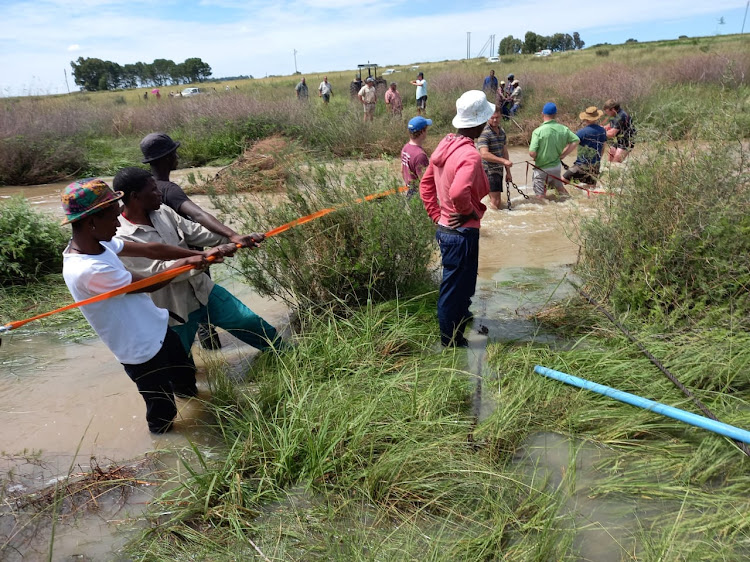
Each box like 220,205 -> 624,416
0,152 -> 623,559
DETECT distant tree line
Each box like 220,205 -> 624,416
70,57 -> 212,92
498,31 -> 585,55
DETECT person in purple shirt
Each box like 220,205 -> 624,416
563,106 -> 608,186
401,116 -> 431,197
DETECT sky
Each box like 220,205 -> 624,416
1,0 -> 749,96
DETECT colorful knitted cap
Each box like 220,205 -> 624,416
60,178 -> 123,225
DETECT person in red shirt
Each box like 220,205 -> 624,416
401,116 -> 431,197
419,90 -> 494,347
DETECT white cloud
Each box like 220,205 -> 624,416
67,44 -> 81,51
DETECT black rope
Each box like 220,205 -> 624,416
573,283 -> 750,457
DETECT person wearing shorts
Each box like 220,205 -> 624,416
603,99 -> 635,162
528,102 -> 579,201
411,72 -> 428,115
476,107 -> 513,210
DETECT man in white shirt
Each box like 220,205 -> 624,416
318,76 -> 333,103
61,178 -> 212,433
410,72 -> 428,115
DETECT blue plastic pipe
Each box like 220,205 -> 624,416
534,365 -> 750,444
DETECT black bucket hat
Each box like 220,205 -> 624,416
140,132 -> 180,163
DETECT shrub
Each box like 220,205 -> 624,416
596,49 -> 610,57
210,161 -> 437,312
0,135 -> 87,186
0,197 -> 69,285
575,141 -> 750,328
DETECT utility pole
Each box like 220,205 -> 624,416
466,32 -> 471,59
63,68 -> 70,94
293,49 -> 298,74
742,1 -> 749,34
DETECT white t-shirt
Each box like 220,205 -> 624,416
414,79 -> 427,99
62,238 -> 169,365
319,81 -> 332,95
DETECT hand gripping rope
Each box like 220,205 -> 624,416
0,185 -> 409,339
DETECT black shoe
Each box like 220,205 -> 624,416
198,323 -> 222,350
173,387 -> 198,399
149,420 -> 174,434
441,336 -> 469,348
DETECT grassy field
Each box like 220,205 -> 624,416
2,33 -> 749,561
1,34 -> 748,185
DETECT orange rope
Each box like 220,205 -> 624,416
0,185 -> 409,335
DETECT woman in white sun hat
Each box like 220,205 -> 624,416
418,90 -> 495,348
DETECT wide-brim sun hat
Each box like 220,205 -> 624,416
61,178 -> 123,225
452,90 -> 495,129
140,132 -> 181,163
579,106 -> 604,121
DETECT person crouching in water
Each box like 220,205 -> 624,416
419,91 -> 495,347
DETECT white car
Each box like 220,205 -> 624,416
487,56 -> 500,63
534,50 -> 552,57
181,87 -> 202,97
382,69 -> 396,75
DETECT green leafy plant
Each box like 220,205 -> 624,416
212,161 -> 437,312
0,196 -> 69,286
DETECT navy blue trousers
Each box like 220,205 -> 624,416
436,227 -> 479,346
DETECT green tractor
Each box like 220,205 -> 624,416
349,63 -> 389,99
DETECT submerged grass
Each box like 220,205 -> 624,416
124,291 -> 749,561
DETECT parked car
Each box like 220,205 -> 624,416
382,68 -> 396,75
181,87 -> 202,97
487,56 -> 500,63
534,50 -> 552,57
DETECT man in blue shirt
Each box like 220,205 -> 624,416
483,70 -> 498,96
563,106 -> 608,186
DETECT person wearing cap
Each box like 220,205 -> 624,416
358,77 -> 378,122
528,102 -> 579,201
139,133 -> 261,249
509,79 -> 522,115
563,106 -> 608,185
410,72 -> 428,115
113,167 -> 282,357
483,70 -> 498,96
318,76 -> 333,103
384,82 -> 403,118
505,74 -> 515,95
477,106 -> 513,210
60,178 -> 217,434
603,99 -> 635,162
419,90 -> 494,347
295,77 -> 308,101
140,132 -> 265,350
401,116 -> 432,197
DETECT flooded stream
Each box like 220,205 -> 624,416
0,153 -> 626,559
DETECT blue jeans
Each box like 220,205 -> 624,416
436,227 -> 479,346
172,284 -> 279,354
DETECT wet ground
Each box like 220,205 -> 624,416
0,151 -> 622,559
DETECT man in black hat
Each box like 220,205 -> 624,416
140,132 -> 262,349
